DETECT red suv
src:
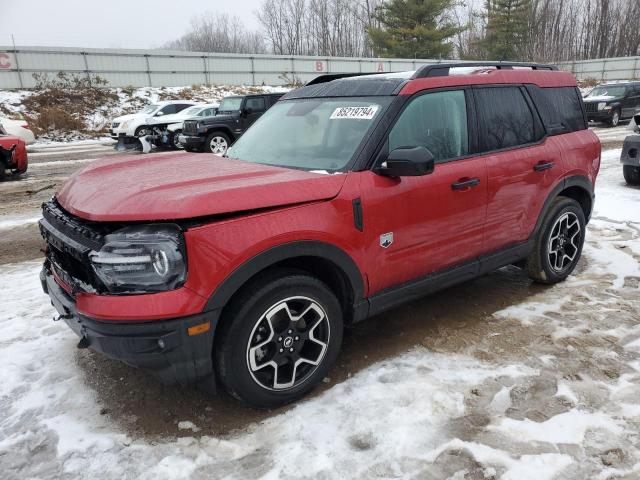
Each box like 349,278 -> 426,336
0,135 -> 28,180
40,63 -> 600,408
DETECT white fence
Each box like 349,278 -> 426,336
557,57 -> 640,82
0,46 -> 442,89
1,46 -> 639,89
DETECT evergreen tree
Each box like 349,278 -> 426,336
368,0 -> 463,59
479,0 -> 532,60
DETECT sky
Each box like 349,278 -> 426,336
0,0 -> 264,49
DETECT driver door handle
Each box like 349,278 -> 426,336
451,177 -> 480,191
533,161 -> 555,172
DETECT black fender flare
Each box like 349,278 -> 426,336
203,240 -> 366,314
202,124 -> 235,140
532,175 -> 594,238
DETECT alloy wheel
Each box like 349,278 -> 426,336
612,111 -> 620,127
547,212 -> 581,272
246,296 -> 330,391
210,136 -> 228,154
173,131 -> 183,149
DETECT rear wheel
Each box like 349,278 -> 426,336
215,269 -> 343,409
623,165 -> 640,185
205,132 -> 230,155
526,197 -> 586,284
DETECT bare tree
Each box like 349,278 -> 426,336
166,12 -> 267,54
258,0 -> 384,57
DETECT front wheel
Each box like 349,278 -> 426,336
526,197 -> 586,284
170,130 -> 183,150
134,125 -> 153,137
608,109 -> 620,127
205,132 -> 230,155
623,165 -> 640,185
215,270 -> 343,409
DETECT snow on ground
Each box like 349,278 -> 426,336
27,138 -> 116,152
1,145 -> 639,479
0,214 -> 41,231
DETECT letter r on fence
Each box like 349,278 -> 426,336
0,53 -> 11,69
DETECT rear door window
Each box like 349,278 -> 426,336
474,86 -> 541,152
528,86 -> 587,133
389,89 -> 469,162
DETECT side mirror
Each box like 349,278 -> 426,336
155,111 -> 165,116
376,146 -> 435,177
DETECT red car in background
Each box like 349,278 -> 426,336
0,134 -> 28,180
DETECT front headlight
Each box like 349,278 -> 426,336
89,224 -> 187,294
120,120 -> 130,128
597,102 -> 607,111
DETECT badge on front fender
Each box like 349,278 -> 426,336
380,232 -> 393,248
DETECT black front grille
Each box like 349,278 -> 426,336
584,102 -> 598,113
40,201 -> 114,293
183,120 -> 198,136
112,122 -> 120,128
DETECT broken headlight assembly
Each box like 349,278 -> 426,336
89,224 -> 187,294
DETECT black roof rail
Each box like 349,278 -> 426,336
306,72 -> 382,86
413,62 -> 558,78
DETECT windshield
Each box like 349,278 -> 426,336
586,86 -> 627,98
141,104 -> 159,114
226,97 -> 390,172
181,106 -> 203,116
218,97 -> 243,113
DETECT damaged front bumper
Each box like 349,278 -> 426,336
40,266 -> 217,391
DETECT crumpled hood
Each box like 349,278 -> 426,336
148,112 -> 194,125
56,153 -> 347,222
112,113 -> 141,123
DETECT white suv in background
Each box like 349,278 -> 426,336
109,101 -> 196,140
161,104 -> 218,149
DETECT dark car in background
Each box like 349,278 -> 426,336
583,81 -> 640,127
179,93 -> 284,154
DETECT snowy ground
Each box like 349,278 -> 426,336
1,142 -> 640,479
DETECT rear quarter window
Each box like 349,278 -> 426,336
474,86 -> 542,152
527,86 -> 586,133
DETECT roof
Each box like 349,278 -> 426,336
282,75 -> 409,99
284,64 -> 576,100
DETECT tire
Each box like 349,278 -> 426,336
623,165 -> 640,185
170,130 -> 183,150
205,131 -> 231,155
608,109 -> 620,127
134,125 -> 152,137
526,197 -> 586,284
215,269 -> 343,409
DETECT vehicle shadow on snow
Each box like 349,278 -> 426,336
74,265 -> 550,439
